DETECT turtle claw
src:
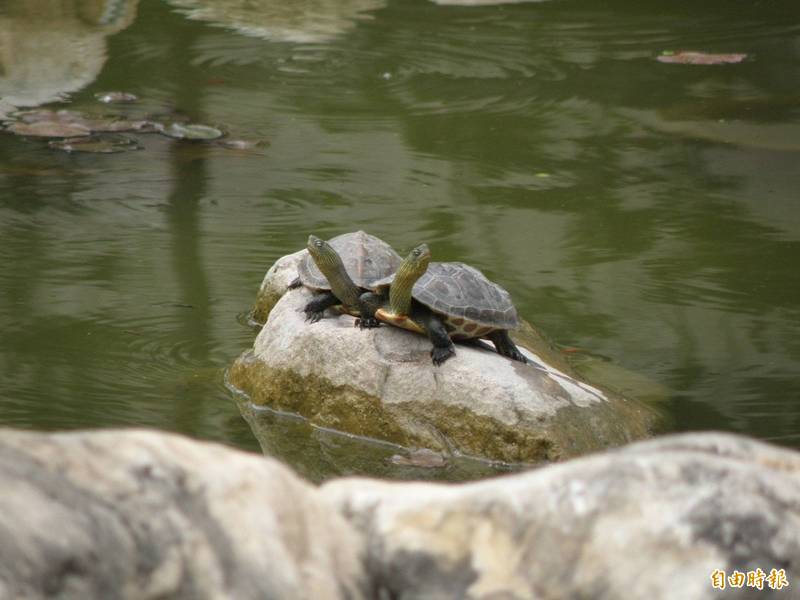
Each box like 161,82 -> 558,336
504,347 -> 528,363
430,345 -> 455,366
305,310 -> 324,324
355,316 -> 380,329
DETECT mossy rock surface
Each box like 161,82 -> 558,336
233,250 -> 662,463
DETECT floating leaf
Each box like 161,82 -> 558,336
7,121 -> 91,138
160,122 -> 224,141
9,109 -> 165,136
83,118 -> 163,133
48,134 -> 141,154
217,138 -> 268,150
95,91 -> 138,104
657,51 -> 748,65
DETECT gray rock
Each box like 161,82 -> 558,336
322,432 -> 800,600
232,250 -> 660,463
3,428 -> 799,599
0,428 -> 366,600
252,248 -> 307,323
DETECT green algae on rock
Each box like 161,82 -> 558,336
231,249 -> 662,464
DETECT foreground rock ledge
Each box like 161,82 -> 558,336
0,429 -> 365,600
231,250 -> 659,463
2,429 -> 799,599
323,432 -> 800,600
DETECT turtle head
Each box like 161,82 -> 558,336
388,243 -> 431,316
307,235 -> 341,273
401,243 -> 431,278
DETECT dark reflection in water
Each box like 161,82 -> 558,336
0,0 -> 799,480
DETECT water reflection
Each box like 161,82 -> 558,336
166,0 -> 385,43
0,0 -> 139,107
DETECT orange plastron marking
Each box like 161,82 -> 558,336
376,309 -> 426,334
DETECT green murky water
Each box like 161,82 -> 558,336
1,0 -> 798,479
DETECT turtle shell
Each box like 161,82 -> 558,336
297,231 -> 401,291
372,262 -> 520,330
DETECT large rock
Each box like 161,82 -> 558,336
0,428 -> 366,600
230,250 -> 660,463
4,429 -> 798,600
323,432 -> 800,599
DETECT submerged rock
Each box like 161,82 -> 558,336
229,250 -> 660,463
0,428 -> 366,600
324,432 -> 800,599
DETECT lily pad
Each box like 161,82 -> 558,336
95,91 -> 139,104
48,134 -> 141,154
160,123 -> 224,141
7,121 -> 92,138
657,51 -> 748,65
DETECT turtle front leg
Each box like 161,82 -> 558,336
488,330 -> 528,363
355,291 -> 382,329
415,308 -> 455,366
303,292 -> 339,323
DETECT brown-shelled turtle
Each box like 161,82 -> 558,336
358,244 -> 528,366
288,231 -> 401,323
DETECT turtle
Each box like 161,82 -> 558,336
288,231 -> 401,323
358,243 -> 528,366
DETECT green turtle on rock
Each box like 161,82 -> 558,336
359,244 -> 528,366
289,231 -> 401,323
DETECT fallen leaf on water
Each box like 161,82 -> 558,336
657,51 -> 748,65
82,118 -> 163,133
8,109 -> 164,136
7,121 -> 92,138
14,109 -> 85,124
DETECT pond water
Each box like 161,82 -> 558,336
1,0 -> 798,480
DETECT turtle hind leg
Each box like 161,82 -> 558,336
303,292 -> 339,323
488,330 -> 528,363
